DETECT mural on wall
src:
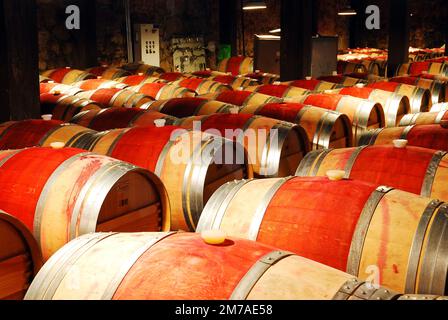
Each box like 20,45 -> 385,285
171,37 -> 207,73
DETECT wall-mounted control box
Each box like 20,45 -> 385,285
134,24 -> 160,67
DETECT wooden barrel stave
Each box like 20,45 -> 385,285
146,98 -> 235,118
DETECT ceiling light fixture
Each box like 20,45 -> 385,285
269,28 -> 281,34
243,1 -> 267,11
338,6 -> 357,16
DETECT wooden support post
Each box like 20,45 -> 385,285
387,0 -> 409,78
349,0 -> 365,49
280,0 -> 313,81
0,0 -> 40,122
219,0 -> 238,56
64,0 -> 98,69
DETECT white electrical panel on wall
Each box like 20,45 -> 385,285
134,24 -> 160,67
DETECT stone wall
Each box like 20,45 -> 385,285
37,0 -> 447,72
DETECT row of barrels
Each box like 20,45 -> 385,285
4,156 -> 448,299
1,133 -> 448,298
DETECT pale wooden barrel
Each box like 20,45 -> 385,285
198,177 -> 448,295
25,232 -> 408,300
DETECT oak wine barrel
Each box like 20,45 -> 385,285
68,127 -> 250,231
244,84 -> 310,100
0,148 -> 170,260
86,66 -> 131,80
115,75 -> 166,86
0,120 -> 93,150
145,97 -> 237,118
388,76 -> 446,105
396,62 -> 448,77
367,81 -> 432,113
292,93 -> 385,143
73,79 -> 128,90
239,102 -> 353,150
325,86 -> 411,127
173,78 -> 232,95
286,79 -> 342,92
400,111 -> 448,126
244,72 -> 280,85
210,74 -> 258,89
318,75 -> 367,87
158,72 -> 187,82
0,211 -> 43,300
175,114 -> 310,178
40,82 -> 83,96
198,176 -> 448,295
131,83 -> 196,100
41,68 -> 96,84
218,56 -> 254,76
121,63 -> 165,77
25,232 -> 407,300
359,124 -> 448,152
76,88 -> 153,108
207,90 -> 282,108
337,61 -> 368,75
296,145 -> 448,202
431,103 -> 448,112
40,93 -> 102,122
70,108 -> 177,131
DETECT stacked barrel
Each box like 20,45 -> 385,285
2,54 -> 448,301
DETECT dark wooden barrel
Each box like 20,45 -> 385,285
198,176 -> 448,295
0,147 -> 170,260
0,211 -> 43,300
296,145 -> 448,202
